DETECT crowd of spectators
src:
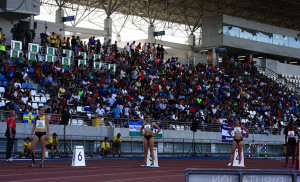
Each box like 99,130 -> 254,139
0,27 -> 300,132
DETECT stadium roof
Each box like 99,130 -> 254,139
53,0 -> 300,32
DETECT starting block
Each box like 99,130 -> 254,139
232,148 -> 245,167
147,147 -> 159,167
72,146 -> 86,166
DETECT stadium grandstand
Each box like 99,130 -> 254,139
0,0 -> 300,181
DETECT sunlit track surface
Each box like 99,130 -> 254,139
0,159 -> 291,182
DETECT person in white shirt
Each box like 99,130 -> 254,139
130,41 -> 135,56
123,105 -> 130,118
14,79 -> 21,89
104,103 -> 111,116
124,42 -> 130,55
95,105 -> 105,116
21,93 -> 29,104
142,43 -> 148,53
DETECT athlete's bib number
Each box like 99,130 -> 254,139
144,125 -> 151,130
234,127 -> 241,133
36,120 -> 45,129
288,131 -> 295,136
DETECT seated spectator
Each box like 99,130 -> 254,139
0,98 -> 4,109
46,133 -> 60,158
37,82 -> 47,96
99,137 -> 111,157
21,137 -> 31,158
112,133 -> 122,157
69,105 -> 77,115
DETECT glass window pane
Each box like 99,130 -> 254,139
288,37 -> 300,49
240,28 -> 256,41
273,34 -> 288,46
257,32 -> 273,44
223,25 -> 240,38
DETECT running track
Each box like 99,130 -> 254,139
0,158 -> 293,182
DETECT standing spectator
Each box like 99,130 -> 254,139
95,39 -> 101,54
22,137 -> 31,158
50,32 -> 56,47
5,110 -> 16,161
11,25 -> 18,40
100,137 -> 111,157
111,103 -> 122,126
95,105 -> 105,117
55,36 -> 61,49
160,45 -> 168,60
0,38 -> 6,56
61,105 -> 70,125
124,42 -> 130,56
89,36 -> 95,54
0,28 -> 3,40
130,41 -> 135,56
61,37 -> 67,50
112,133 -> 122,157
156,44 -> 161,59
46,133 -> 60,158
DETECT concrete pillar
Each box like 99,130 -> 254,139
148,25 -> 155,44
116,34 -> 121,42
188,34 -> 195,46
187,34 -> 196,65
104,17 -> 112,43
212,48 -> 218,66
55,8 -> 64,24
29,15 -> 34,30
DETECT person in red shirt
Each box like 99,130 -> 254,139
6,110 -> 16,161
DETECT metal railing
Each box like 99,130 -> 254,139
0,110 -> 286,135
256,65 -> 300,94
0,133 -> 285,158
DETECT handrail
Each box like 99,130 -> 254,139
0,132 -> 285,157
0,110 -> 286,136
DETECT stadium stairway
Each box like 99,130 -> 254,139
256,66 -> 300,95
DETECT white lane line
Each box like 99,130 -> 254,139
105,174 -> 184,182
10,169 -> 183,182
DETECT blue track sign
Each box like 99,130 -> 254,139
62,16 -> 75,22
154,31 -> 165,36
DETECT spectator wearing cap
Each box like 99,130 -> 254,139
112,133 -> 122,157
46,133 -> 60,158
100,137 -> 111,157
22,137 -> 31,158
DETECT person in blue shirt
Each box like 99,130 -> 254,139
111,104 -> 122,127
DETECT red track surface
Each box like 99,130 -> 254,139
0,159 -> 292,182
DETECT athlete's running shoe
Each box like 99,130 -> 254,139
140,164 -> 147,167
28,162 -> 35,167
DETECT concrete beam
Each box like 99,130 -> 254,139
155,40 -> 192,51
64,26 -> 108,37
